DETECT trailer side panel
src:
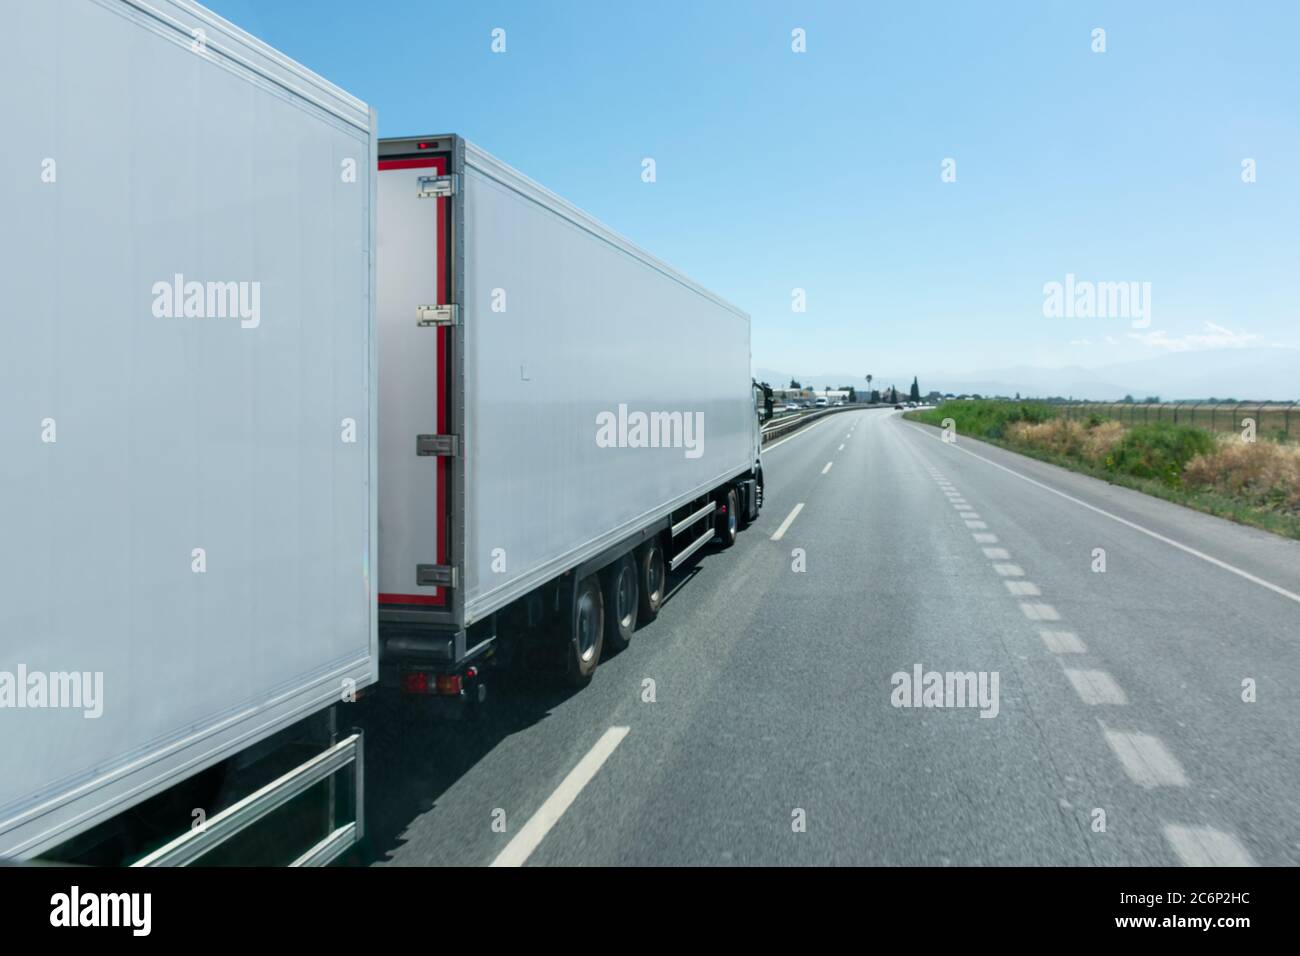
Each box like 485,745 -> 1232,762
0,0 -> 377,858
460,144 -> 754,623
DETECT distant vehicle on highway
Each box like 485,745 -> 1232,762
784,402 -> 800,411
894,403 -> 905,410
814,397 -> 829,407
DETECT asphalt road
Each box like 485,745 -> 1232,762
350,408 -> 1300,866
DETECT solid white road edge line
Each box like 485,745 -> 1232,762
906,422 -> 1300,607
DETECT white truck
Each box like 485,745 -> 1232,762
376,135 -> 765,701
0,0 -> 376,864
0,0 -> 764,865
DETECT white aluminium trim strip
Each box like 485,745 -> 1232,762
109,0 -> 371,132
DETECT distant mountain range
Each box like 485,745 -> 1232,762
756,348 -> 1299,402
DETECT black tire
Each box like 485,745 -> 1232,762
717,487 -> 739,548
602,555 -> 639,653
637,538 -> 666,623
564,574 -> 604,687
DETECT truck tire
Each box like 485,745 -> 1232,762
602,555 -> 639,653
637,538 -> 666,623
565,574 -> 604,687
716,487 -> 739,548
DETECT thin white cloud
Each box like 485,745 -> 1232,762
1069,338 -> 1091,346
1127,321 -> 1262,352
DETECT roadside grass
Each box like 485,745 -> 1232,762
906,401 -> 1300,540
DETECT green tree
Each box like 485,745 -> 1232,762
909,377 -> 921,403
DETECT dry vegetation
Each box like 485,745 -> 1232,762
911,400 -> 1300,537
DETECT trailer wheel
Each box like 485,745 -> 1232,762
637,539 -> 666,623
565,574 -> 604,687
602,555 -> 639,653
717,487 -> 739,548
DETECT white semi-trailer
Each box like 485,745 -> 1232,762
0,0 -> 376,864
376,136 -> 764,700
0,0 -> 763,865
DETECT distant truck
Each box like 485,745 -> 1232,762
376,135 -> 765,699
1,0 -> 375,864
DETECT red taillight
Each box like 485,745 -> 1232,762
402,670 -> 466,695
417,141 -> 433,149
401,671 -> 429,694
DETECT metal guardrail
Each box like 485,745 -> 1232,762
760,403 -> 893,444
1051,400 -> 1298,440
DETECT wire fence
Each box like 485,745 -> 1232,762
1048,400 -> 1299,440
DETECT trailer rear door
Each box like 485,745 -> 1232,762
377,154 -> 453,611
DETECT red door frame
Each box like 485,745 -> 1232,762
377,156 -> 449,607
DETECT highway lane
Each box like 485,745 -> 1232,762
892,416 -> 1300,865
351,408 -> 1300,866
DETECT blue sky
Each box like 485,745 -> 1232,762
206,0 -> 1299,384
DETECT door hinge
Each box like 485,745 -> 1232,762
416,564 -> 458,589
417,304 -> 459,327
417,174 -> 458,198
417,434 -> 459,457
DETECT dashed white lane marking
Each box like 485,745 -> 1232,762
1102,727 -> 1188,788
992,563 -> 1024,577
973,533 -> 998,544
908,422 -> 1300,608
838,443 -> 845,451
1019,602 -> 1060,620
958,512 -> 981,520
770,503 -> 805,541
1039,630 -> 1087,654
1005,580 -> 1041,596
821,461 -> 833,474
964,520 -> 988,529
983,547 -> 1011,560
1164,825 -> 1257,867
492,726 -> 630,867
1064,669 -> 1128,705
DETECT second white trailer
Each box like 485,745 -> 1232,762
376,135 -> 764,694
